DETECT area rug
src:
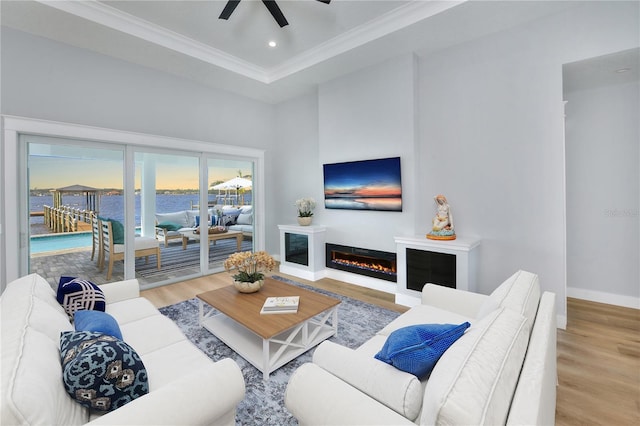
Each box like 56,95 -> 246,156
159,275 -> 401,425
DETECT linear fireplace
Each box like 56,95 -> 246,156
325,243 -> 397,283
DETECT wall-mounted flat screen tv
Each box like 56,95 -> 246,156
323,156 -> 402,212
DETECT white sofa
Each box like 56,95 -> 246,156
155,206 -> 253,246
226,206 -> 253,237
154,209 -> 203,247
1,273 -> 245,425
285,270 -> 557,425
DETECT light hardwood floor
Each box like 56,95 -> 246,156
141,272 -> 639,425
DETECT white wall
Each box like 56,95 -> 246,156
318,54 -> 418,254
2,2 -> 638,320
565,79 -> 639,308
1,28 -> 275,149
0,28 -> 276,285
415,1 -> 639,324
272,92 -> 320,256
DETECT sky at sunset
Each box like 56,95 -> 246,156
29,151 -> 251,191
323,157 -> 402,198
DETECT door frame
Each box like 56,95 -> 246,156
1,115 -> 265,288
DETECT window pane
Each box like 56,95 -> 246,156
207,159 -> 254,272
28,141 -> 124,286
135,152 -> 199,284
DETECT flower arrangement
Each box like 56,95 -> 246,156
224,251 -> 276,283
295,197 -> 316,217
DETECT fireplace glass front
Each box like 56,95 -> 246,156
406,248 -> 456,291
326,243 -> 397,282
285,233 -> 309,266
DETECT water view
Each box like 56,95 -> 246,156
30,193 -> 251,228
324,197 -> 402,211
29,192 -> 252,255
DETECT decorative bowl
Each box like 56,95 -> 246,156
233,279 -> 264,293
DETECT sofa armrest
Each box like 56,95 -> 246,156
312,341 -> 422,421
421,283 -> 489,318
86,358 -> 245,426
507,291 -> 557,426
98,279 -> 140,304
285,363 -> 413,425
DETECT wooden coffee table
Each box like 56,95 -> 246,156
181,229 -> 243,251
197,277 -> 340,380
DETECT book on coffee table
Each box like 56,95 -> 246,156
260,296 -> 300,314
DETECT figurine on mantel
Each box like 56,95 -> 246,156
427,194 -> 456,240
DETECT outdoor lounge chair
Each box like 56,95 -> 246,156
101,220 -> 161,280
90,214 -> 103,269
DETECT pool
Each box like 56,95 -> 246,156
30,232 -> 92,254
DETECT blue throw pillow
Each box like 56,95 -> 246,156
108,219 -> 125,244
74,310 -> 123,340
156,221 -> 182,232
57,277 -> 106,319
60,331 -> 148,412
375,322 -> 470,379
98,217 -> 125,244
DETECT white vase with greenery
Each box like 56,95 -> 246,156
295,197 -> 315,226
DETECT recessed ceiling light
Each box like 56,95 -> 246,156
268,41 -> 277,48
615,68 -> 631,73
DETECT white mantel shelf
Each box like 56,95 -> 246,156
393,235 -> 481,252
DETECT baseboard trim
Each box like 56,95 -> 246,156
567,287 -> 640,310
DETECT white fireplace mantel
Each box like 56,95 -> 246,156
395,235 -> 481,307
278,224 -> 327,281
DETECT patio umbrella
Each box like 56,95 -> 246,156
211,177 -> 252,191
211,177 -> 252,204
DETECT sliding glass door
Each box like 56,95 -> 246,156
207,158 -> 254,271
24,135 -> 257,288
134,151 -> 201,284
27,137 -> 125,287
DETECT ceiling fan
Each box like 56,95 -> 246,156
219,0 -> 331,28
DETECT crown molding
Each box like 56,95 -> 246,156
36,0 -> 467,85
266,0 -> 466,83
37,0 -> 268,82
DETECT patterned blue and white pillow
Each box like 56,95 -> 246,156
60,331 -> 149,412
57,277 -> 106,318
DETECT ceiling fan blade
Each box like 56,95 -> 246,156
316,0 -> 331,4
262,0 -> 288,28
219,0 -> 241,20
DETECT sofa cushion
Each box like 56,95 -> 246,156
113,236 -> 159,254
60,331 -> 149,412
105,297 -> 163,325
139,340 -> 216,390
236,212 -> 252,225
110,219 -> 125,244
117,314 -> 188,355
221,207 -> 242,225
377,304 -> 473,337
155,211 -> 189,228
57,277 -> 106,318
313,341 -> 423,421
488,270 -> 540,326
156,221 -> 182,232
375,322 -> 470,379
420,307 -> 530,425
186,210 -> 200,228
98,217 -> 125,244
74,310 -> 123,340
1,274 -> 87,426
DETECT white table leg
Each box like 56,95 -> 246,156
262,339 -> 270,381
